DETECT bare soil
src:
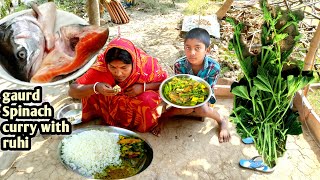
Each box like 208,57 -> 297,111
97,2 -> 243,81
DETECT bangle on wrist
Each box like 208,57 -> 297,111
93,82 -> 100,94
143,82 -> 146,92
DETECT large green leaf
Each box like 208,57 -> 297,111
239,56 -> 254,79
287,73 -> 315,97
253,67 -> 273,93
231,86 -> 251,100
274,33 -> 288,44
250,86 -> 258,97
283,110 -> 302,135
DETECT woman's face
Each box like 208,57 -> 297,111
107,60 -> 133,82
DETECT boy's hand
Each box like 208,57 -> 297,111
124,84 -> 144,97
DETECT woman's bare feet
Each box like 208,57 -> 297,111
150,116 -> 167,137
150,122 -> 163,137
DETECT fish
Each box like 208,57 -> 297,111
30,25 -> 109,83
0,2 -> 109,83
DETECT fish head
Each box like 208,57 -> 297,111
30,24 -> 109,83
58,24 -> 109,57
0,16 -> 45,82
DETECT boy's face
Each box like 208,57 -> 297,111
184,38 -> 209,66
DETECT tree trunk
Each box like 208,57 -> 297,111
87,0 -> 100,26
303,21 -> 320,96
216,0 -> 234,20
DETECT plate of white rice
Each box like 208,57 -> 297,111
58,126 -> 153,179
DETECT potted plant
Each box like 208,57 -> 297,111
227,0 -> 317,168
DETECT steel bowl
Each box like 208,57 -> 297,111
159,74 -> 212,109
58,126 -> 153,179
57,103 -> 82,125
0,10 -> 96,86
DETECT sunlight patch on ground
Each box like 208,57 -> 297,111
242,146 -> 259,157
181,170 -> 197,178
16,138 -> 46,161
181,170 -> 191,176
30,140 -> 47,152
214,105 -> 230,117
197,120 -> 214,134
189,159 -> 211,171
1,169 -> 8,176
230,135 -> 241,145
209,135 -> 220,146
26,167 -> 34,173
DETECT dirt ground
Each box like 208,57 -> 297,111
100,2 -> 239,80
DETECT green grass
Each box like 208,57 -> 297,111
183,0 -> 221,15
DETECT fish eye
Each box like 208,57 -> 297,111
17,49 -> 27,60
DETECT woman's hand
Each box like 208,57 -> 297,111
96,82 -> 118,96
124,84 -> 144,97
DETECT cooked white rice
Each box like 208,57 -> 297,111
61,130 -> 121,176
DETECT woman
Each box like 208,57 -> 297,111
68,37 -> 168,132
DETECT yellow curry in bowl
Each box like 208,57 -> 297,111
161,75 -> 211,108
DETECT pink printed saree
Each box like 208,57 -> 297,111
76,38 -> 167,132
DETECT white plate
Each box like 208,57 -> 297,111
57,103 -> 82,125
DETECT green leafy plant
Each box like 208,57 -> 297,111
227,0 -> 316,167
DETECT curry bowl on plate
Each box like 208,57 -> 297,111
159,74 -> 212,109
58,126 -> 153,179
57,103 -> 82,125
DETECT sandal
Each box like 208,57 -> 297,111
242,137 -> 254,144
239,156 -> 275,173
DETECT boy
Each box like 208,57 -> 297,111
153,28 -> 230,143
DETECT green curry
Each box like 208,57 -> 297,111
163,76 -> 209,106
94,135 -> 146,179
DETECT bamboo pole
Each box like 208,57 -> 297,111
103,0 -> 118,23
109,1 -> 122,24
303,21 -> 320,96
216,0 -> 234,20
112,0 -> 129,24
87,0 -> 100,26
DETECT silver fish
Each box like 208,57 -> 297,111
0,2 -> 56,82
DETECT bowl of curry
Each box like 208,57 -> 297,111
159,74 -> 212,108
